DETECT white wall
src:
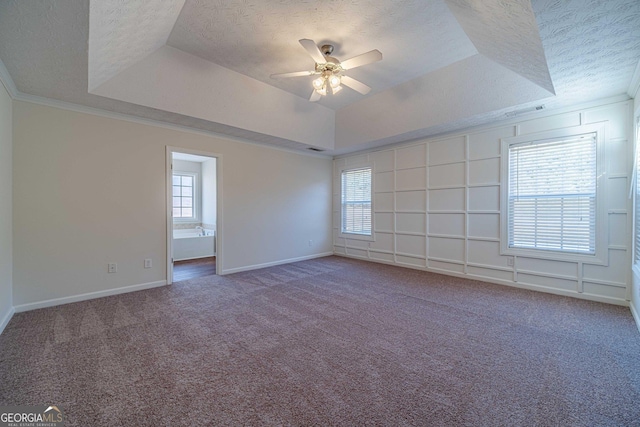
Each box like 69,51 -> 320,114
12,101 -> 333,308
0,79 -> 13,332
201,158 -> 217,228
334,99 -> 634,306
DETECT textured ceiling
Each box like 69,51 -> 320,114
88,0 -> 186,91
166,0 -> 478,110
445,0 -> 554,94
0,0 -> 638,156
533,0 -> 640,105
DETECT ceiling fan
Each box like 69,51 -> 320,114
270,39 -> 382,102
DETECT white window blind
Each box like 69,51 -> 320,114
341,168 -> 372,235
508,132 -> 597,254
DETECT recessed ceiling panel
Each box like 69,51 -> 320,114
166,0 -> 478,110
335,55 -> 555,151
445,0 -> 555,94
88,0 -> 186,91
91,46 -> 336,149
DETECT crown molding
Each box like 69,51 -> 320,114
0,54 -> 329,159
11,91 -> 331,159
0,58 -> 18,98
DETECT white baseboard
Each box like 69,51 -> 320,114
0,306 -> 15,335
334,253 -> 630,307
13,280 -> 167,313
631,301 -> 640,334
220,252 -> 333,275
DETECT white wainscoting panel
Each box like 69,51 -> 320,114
429,188 -> 465,211
333,99 -> 633,306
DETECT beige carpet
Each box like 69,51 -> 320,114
1,256 -> 639,426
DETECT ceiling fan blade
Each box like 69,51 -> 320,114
309,90 -> 321,102
341,76 -> 372,95
270,71 -> 315,78
340,49 -> 382,70
299,39 -> 326,64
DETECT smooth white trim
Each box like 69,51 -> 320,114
167,147 -> 174,284
334,253 -> 630,307
499,123 -> 608,265
13,280 -> 167,313
221,252 -> 333,275
0,58 -> 18,98
338,163 -> 375,242
167,147 -> 223,282
0,306 -> 15,335
12,92 -> 329,158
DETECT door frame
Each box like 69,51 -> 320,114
166,146 -> 223,283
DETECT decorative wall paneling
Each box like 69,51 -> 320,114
333,100 -> 633,305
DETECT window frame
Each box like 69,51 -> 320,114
500,123 -> 607,264
172,171 -> 200,223
339,165 -> 375,242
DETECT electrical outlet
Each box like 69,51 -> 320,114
308,240 -> 313,247
144,259 -> 152,269
507,257 -> 514,267
108,263 -> 117,273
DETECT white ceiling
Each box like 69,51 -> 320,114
0,0 -> 638,155
166,0 -> 478,110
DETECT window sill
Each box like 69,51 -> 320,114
501,246 -> 607,266
339,232 -> 375,242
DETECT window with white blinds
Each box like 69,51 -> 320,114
341,168 -> 372,236
508,132 -> 597,255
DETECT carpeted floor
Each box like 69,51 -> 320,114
1,256 -> 639,426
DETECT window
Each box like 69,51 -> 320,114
341,167 -> 372,237
173,173 -> 197,220
502,124 -> 605,262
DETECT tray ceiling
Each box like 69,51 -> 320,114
166,0 -> 478,110
0,0 -> 638,155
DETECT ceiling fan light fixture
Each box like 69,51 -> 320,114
271,39 -> 383,102
312,77 -> 324,90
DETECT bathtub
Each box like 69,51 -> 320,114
173,228 -> 216,261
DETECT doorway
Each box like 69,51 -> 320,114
166,147 -> 222,283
